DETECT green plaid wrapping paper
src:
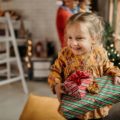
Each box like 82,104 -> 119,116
59,76 -> 120,119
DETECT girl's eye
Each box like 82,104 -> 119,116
76,37 -> 84,41
68,36 -> 72,40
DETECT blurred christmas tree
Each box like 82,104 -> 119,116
104,22 -> 120,68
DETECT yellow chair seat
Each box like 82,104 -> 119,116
19,94 -> 65,120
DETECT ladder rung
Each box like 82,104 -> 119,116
0,69 -> 7,74
0,76 -> 21,86
0,57 -> 16,64
0,37 -> 12,42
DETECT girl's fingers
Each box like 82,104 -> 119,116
57,94 -> 61,102
61,89 -> 66,94
114,77 -> 120,85
55,83 -> 66,101
116,79 -> 120,85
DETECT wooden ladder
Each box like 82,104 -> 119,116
0,12 -> 28,94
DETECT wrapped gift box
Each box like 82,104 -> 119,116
59,76 -> 120,119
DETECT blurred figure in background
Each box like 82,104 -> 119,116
79,0 -> 92,13
56,0 -> 80,48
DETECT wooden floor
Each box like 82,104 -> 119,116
0,79 -> 120,120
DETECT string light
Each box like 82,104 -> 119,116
25,37 -> 32,69
111,58 -> 115,62
110,44 -> 114,47
25,56 -> 29,62
27,63 -> 31,68
28,52 -> 32,56
111,49 -> 114,52
28,46 -> 32,51
117,54 -> 120,57
28,40 -> 32,45
114,51 -> 117,54
108,53 -> 110,56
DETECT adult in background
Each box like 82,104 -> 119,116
79,0 -> 92,13
56,0 -> 80,48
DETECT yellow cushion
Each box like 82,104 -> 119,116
19,94 -> 65,120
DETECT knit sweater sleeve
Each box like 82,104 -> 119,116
48,48 -> 67,93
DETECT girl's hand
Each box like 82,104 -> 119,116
55,83 -> 66,102
114,76 -> 120,85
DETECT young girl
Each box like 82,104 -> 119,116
48,12 -> 120,120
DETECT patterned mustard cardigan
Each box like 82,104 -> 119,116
48,45 -> 120,120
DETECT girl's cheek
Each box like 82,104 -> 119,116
67,40 -> 70,45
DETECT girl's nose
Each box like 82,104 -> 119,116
72,40 -> 78,46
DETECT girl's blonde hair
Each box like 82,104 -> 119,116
65,12 -> 104,43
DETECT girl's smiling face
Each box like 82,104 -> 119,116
66,22 -> 93,55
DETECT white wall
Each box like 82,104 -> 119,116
1,0 -> 61,51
